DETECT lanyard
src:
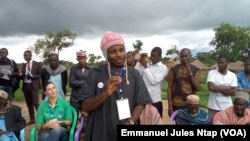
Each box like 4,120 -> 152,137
49,107 -> 55,118
110,66 -> 126,99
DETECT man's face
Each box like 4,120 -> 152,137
179,50 -> 191,65
77,56 -> 87,66
24,52 -> 32,61
234,98 -> 248,117
217,58 -> 228,72
0,49 -> 8,59
49,55 -> 59,70
244,60 -> 250,73
107,44 -> 126,68
151,51 -> 160,64
126,52 -> 135,66
0,97 -> 7,109
187,104 -> 199,117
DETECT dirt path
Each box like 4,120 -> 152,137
13,100 -> 170,141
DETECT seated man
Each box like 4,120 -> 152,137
0,90 -> 26,141
175,95 -> 210,125
214,91 -> 250,125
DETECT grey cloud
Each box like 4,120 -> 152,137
0,0 -> 250,37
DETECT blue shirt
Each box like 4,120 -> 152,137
237,72 -> 250,90
237,71 -> 250,107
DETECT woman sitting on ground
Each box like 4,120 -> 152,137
36,82 -> 72,141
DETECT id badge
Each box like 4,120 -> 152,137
116,98 -> 131,120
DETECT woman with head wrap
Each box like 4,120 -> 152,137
214,91 -> 250,125
175,94 -> 210,125
81,31 -> 152,141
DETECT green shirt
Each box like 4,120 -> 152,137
36,98 -> 72,126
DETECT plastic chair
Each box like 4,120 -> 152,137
169,110 -> 180,125
212,111 -> 222,124
74,116 -> 84,141
30,106 -> 77,141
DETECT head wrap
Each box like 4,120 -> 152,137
235,91 -> 249,102
76,50 -> 87,57
0,90 -> 8,100
100,31 -> 125,59
186,95 -> 200,105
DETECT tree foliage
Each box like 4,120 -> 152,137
133,40 -> 143,53
166,45 -> 179,59
88,54 -> 97,66
195,51 -> 217,66
32,30 -> 77,60
210,23 -> 250,61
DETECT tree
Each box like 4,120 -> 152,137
96,55 -> 102,63
210,23 -> 250,61
166,45 -> 179,59
88,54 -> 97,66
32,30 -> 77,60
133,40 -> 143,54
195,51 -> 217,66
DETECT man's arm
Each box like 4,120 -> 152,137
167,69 -> 174,116
186,62 -> 200,90
208,82 -> 237,96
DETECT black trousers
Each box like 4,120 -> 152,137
23,83 -> 39,121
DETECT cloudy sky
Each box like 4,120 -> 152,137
1,0 -> 250,63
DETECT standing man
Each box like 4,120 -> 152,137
167,48 -> 201,116
69,50 -> 90,114
41,53 -> 68,100
82,31 -> 152,141
126,51 -> 137,67
0,48 -> 19,101
207,54 -> 237,120
136,47 -> 167,117
237,57 -> 250,107
21,50 -> 42,125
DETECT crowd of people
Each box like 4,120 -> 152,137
1,31 -> 250,141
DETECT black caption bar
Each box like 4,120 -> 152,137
117,125 -> 250,141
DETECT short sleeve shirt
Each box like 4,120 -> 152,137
36,98 -> 72,126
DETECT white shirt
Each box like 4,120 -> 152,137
207,69 -> 238,110
136,62 -> 168,103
